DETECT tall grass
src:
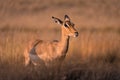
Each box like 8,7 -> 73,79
0,0 -> 120,80
0,25 -> 120,80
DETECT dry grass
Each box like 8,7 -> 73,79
0,25 -> 120,80
0,0 -> 120,80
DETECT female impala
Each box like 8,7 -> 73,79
24,15 -> 78,72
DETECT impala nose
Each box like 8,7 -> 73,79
74,32 -> 79,37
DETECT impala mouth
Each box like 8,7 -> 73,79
74,32 -> 79,37
68,32 -> 79,37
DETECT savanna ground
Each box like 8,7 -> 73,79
0,0 -> 120,80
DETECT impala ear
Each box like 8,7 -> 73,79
52,16 -> 63,25
64,15 -> 70,21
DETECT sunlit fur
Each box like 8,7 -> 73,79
24,15 -> 78,71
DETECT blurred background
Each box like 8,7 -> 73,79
0,0 -> 120,28
0,0 -> 120,80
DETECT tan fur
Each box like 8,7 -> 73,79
24,15 -> 78,70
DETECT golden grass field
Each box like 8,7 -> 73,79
0,0 -> 120,80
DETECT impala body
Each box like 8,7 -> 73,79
24,15 -> 78,71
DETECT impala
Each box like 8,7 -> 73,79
24,15 -> 78,74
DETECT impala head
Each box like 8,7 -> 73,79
52,15 -> 78,37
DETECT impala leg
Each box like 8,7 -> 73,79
24,48 -> 31,66
25,57 -> 31,66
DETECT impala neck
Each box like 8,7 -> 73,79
60,27 -> 70,54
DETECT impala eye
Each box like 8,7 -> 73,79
64,23 -> 68,27
72,23 -> 75,26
